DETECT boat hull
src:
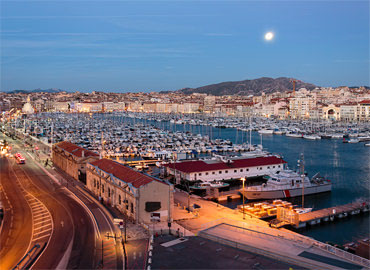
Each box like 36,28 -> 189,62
242,184 -> 332,200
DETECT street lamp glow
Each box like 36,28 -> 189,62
264,31 -> 274,41
241,177 -> 246,220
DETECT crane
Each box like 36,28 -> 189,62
290,79 -> 301,96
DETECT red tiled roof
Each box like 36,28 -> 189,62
164,156 -> 287,173
360,100 -> 370,104
55,141 -> 99,158
89,159 -> 156,188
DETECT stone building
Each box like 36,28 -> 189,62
52,141 -> 99,183
86,159 -> 173,224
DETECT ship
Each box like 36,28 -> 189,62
241,168 -> 332,200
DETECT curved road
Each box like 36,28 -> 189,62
0,135 -> 96,269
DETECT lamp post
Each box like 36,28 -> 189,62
241,177 -> 246,220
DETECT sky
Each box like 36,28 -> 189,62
1,0 -> 369,92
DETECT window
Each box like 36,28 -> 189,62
108,188 -> 110,197
119,195 -> 121,205
206,172 -> 209,175
94,179 -> 96,187
247,169 -> 249,172
225,170 -> 228,173
212,172 -> 215,175
219,171 -> 222,174
131,203 -> 134,213
240,169 -> 243,172
273,166 -> 275,168
199,173 -> 202,176
102,185 -> 104,193
234,170 -> 237,173
267,166 -> 270,169
278,165 -> 281,168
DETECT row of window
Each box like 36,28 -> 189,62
93,178 -> 134,213
197,165 -> 281,176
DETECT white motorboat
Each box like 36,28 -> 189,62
303,134 -> 321,140
258,129 -> 274,135
241,170 -> 332,200
285,132 -> 302,138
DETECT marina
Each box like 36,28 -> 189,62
3,112 -> 370,245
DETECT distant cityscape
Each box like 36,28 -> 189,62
1,83 -> 369,121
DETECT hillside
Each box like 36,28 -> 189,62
177,77 -> 317,96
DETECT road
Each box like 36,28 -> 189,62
0,133 -> 124,269
0,135 -> 96,269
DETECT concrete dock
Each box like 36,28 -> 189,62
297,200 -> 370,228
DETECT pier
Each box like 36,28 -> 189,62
204,190 -> 241,202
276,200 -> 370,229
122,159 -> 160,166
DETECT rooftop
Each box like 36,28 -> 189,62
54,141 -> 99,158
164,156 -> 287,173
89,158 -> 162,188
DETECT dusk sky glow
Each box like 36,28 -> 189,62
1,0 -> 369,92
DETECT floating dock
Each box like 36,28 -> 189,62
296,200 -> 370,228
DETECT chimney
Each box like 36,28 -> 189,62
82,150 -> 85,157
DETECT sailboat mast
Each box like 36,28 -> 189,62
301,153 -> 305,208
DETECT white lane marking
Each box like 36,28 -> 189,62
31,208 -> 46,214
34,223 -> 52,230
33,228 -> 52,236
68,191 -> 100,238
29,202 -> 41,206
33,212 -> 48,219
33,234 -> 51,242
34,219 -> 52,226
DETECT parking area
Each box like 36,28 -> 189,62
151,235 -> 304,269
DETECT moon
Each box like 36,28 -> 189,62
264,32 -> 274,41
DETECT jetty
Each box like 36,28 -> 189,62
275,200 -> 370,229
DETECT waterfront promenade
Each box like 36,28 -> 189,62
173,190 -> 370,269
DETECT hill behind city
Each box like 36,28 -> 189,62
176,77 -> 317,96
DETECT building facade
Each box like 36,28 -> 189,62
52,141 -> 99,182
164,156 -> 287,183
87,159 -> 173,224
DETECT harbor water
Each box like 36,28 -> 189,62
19,113 -> 370,245
135,117 -> 370,245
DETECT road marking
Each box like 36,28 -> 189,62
34,219 -> 51,226
34,223 -> 52,230
33,228 -> 52,236
31,208 -> 45,214
33,212 -> 48,219
33,234 -> 51,242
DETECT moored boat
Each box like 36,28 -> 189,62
241,170 -> 332,200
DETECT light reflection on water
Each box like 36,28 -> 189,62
115,116 -> 369,244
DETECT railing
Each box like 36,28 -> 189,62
13,243 -> 43,270
200,218 -> 370,268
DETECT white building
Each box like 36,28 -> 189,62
164,156 -> 287,183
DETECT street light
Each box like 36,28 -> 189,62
241,177 -> 246,220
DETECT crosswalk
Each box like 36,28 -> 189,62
12,162 -> 54,250
25,193 -> 53,243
